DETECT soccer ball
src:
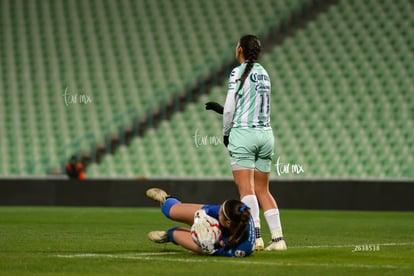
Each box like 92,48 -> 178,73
191,210 -> 222,254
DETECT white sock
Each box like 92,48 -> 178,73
241,195 -> 261,237
264,208 -> 283,239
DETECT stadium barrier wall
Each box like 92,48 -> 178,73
0,178 -> 413,211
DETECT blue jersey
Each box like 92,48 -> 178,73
202,205 -> 256,257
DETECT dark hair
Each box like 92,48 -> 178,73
222,199 -> 251,248
237,34 -> 261,91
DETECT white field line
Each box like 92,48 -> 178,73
289,241 -> 414,249
53,253 -> 407,269
54,252 -> 179,258
52,242 -> 413,270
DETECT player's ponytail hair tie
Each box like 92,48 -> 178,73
223,200 -> 250,224
239,205 -> 249,213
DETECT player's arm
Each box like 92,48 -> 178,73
222,68 -> 240,146
223,92 -> 236,137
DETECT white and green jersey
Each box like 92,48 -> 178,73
223,62 -> 272,136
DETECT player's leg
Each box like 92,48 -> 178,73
228,129 -> 262,250
170,228 -> 204,254
232,169 -> 263,250
148,227 -> 204,254
254,169 -> 285,240
232,169 -> 259,225
146,188 -> 204,253
231,168 -> 258,223
232,169 -> 255,198
254,169 -> 277,210
168,203 -> 204,226
159,196 -> 203,226
146,188 -> 203,226
255,130 -> 287,251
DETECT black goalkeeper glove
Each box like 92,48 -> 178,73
205,101 -> 224,115
223,136 -> 229,148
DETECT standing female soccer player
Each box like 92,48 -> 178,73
146,188 -> 256,257
207,35 -> 286,251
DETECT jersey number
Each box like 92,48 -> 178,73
259,94 -> 270,115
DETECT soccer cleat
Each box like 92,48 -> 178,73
255,237 -> 265,251
146,188 -> 170,204
265,238 -> 287,251
147,231 -> 169,243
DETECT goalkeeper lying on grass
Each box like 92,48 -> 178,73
146,188 -> 256,257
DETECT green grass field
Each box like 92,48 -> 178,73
0,207 -> 413,275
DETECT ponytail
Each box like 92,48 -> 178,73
236,35 -> 261,93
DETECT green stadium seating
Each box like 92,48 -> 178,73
1,0 -> 412,179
